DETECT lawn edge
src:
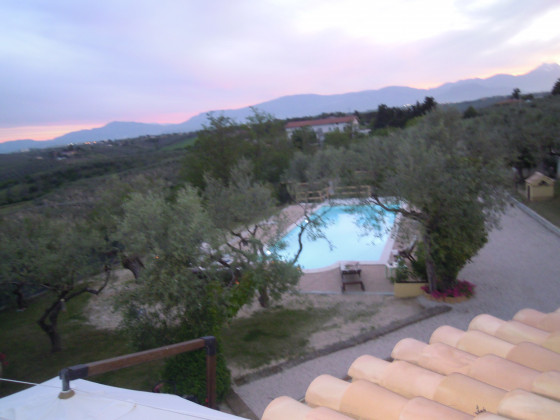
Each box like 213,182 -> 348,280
232,304 -> 451,386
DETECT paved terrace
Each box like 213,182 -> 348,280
234,204 -> 560,418
299,264 -> 393,294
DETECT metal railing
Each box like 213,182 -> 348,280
58,336 -> 218,408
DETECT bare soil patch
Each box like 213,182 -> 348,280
84,269 -> 133,330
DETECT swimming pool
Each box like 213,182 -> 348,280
274,205 -> 395,270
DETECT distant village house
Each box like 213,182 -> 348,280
285,115 -> 359,142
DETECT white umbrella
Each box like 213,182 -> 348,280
0,377 -> 247,420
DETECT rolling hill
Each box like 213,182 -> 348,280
1,62 -> 559,154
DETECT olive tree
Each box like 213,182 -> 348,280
203,160 -> 303,308
0,216 -> 111,352
115,186 -> 237,400
341,109 -> 510,292
487,97 -> 560,180
116,187 -> 227,341
115,178 -> 307,399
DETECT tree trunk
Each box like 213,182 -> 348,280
122,255 -> 144,279
37,299 -> 64,352
423,232 -> 438,293
36,270 -> 111,353
258,286 -> 270,308
13,283 -> 27,311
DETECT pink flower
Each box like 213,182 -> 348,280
423,280 -> 475,300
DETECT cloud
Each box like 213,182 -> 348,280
0,0 -> 559,140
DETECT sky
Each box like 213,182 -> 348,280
1,0 -> 560,142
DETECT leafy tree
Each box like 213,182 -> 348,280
486,96 -> 560,180
115,177 -> 309,398
463,106 -> 479,119
244,108 -> 295,197
84,175 -> 167,279
283,147 -> 352,203
324,127 -> 354,149
422,96 -> 437,112
0,218 -> 44,311
203,161 -> 303,307
115,186 -> 235,399
552,78 -> 560,95
181,109 -> 294,201
511,88 -> 521,100
373,104 -> 399,129
182,113 -> 250,189
0,216 -> 111,352
291,126 -> 319,153
342,109 -> 510,292
283,151 -> 313,184
372,97 -> 437,131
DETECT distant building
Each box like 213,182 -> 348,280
285,115 -> 359,141
525,171 -> 555,201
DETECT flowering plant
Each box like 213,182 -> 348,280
421,280 -> 475,299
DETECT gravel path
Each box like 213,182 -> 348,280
234,205 -> 560,417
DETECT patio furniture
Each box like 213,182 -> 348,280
340,262 -> 364,292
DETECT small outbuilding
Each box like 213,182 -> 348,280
525,171 -> 555,201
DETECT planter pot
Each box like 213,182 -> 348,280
394,282 -> 428,298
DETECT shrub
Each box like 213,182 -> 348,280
162,346 -> 231,404
391,257 -> 410,283
410,243 -> 428,282
421,280 -> 475,299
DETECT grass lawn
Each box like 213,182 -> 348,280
0,292 -> 164,398
2,287 -> 385,398
221,297 -> 381,371
221,306 -> 334,369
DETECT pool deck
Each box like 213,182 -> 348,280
281,201 -> 399,294
298,264 -> 394,294
293,202 -> 400,295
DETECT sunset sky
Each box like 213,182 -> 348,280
1,0 -> 560,142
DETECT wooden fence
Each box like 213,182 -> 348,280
289,183 -> 371,203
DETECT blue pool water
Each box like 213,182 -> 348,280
275,205 -> 395,270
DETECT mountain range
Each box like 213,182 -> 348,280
2,62 -> 559,154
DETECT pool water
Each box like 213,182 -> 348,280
275,205 -> 395,270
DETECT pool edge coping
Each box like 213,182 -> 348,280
283,200 -> 400,274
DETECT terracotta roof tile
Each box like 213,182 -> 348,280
513,308 -> 560,332
261,308 -> 560,420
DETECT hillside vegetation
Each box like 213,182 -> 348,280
0,133 -> 195,210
